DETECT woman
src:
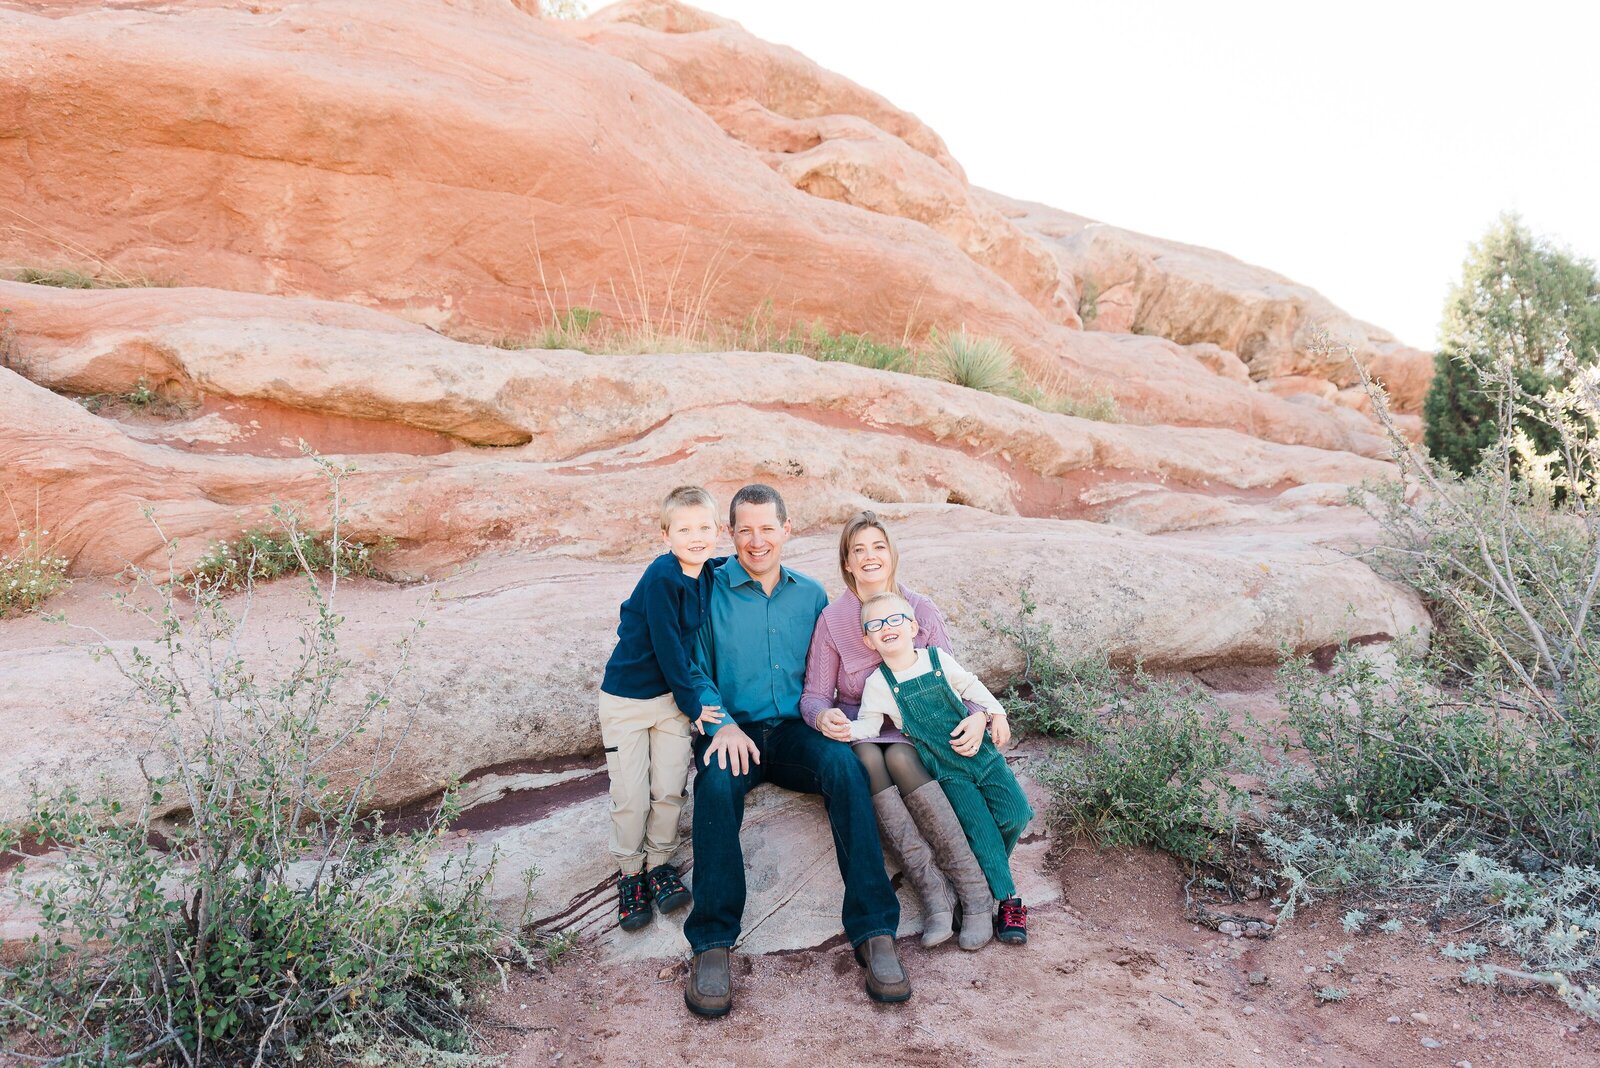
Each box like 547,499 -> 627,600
801,511 -> 996,951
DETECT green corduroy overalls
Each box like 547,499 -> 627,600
875,647 -> 1034,899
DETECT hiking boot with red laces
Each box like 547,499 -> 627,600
647,862 -> 692,914
995,897 -> 1028,945
617,872 -> 652,932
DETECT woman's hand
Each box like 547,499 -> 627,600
948,711 -> 987,757
816,708 -> 853,743
988,713 -> 1011,749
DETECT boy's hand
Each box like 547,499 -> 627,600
695,705 -> 724,732
815,708 -> 853,743
988,714 -> 1012,749
949,711 -> 987,757
703,721 -> 759,776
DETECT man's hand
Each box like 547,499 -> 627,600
815,708 -> 853,743
949,711 -> 987,757
703,720 -> 760,776
988,713 -> 1012,749
695,705 -> 725,733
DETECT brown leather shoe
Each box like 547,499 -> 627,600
853,934 -> 912,1003
684,947 -> 733,1017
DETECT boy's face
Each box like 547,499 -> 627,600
862,602 -> 918,656
662,504 -> 718,567
730,500 -> 790,581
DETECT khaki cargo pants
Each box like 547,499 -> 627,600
598,690 -> 695,875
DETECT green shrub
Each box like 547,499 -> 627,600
926,329 -> 1022,397
0,459 -> 519,1065
992,594 -> 1254,866
0,525 -> 69,618
1273,646 -> 1452,824
1353,321 -> 1600,714
15,267 -> 160,290
1274,642 -> 1600,875
1357,436 -> 1600,691
794,323 -> 912,373
191,519 -> 391,590
495,307 -> 605,354
1035,681 -> 1253,865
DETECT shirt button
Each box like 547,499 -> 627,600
773,663 -> 780,669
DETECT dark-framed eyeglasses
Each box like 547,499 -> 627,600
863,612 -> 912,634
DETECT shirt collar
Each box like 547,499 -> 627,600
721,557 -> 795,590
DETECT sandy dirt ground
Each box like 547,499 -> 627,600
478,846 -> 1598,1068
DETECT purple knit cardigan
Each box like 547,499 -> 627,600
800,585 -> 978,745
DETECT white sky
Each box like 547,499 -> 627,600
701,0 -> 1600,350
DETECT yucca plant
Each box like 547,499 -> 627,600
927,329 -> 1022,397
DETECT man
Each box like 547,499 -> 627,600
682,483 -> 910,1016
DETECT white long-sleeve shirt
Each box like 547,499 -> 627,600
850,648 -> 1005,742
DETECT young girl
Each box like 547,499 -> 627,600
852,590 -> 1033,944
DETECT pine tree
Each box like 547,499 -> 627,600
1422,214 -> 1600,475
1423,346 -> 1496,477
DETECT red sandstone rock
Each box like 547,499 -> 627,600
990,192 -> 1436,411
1,281 -> 1397,575
0,0 -> 1423,450
0,2 -> 1442,883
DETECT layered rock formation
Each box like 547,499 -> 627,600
990,194 -> 1435,416
0,0 -> 1425,454
0,279 -> 1427,825
0,0 -> 1437,956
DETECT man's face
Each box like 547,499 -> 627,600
731,501 -> 790,581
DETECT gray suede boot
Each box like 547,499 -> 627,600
873,788 -> 957,948
904,781 -> 994,951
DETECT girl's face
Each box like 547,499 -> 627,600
844,526 -> 895,593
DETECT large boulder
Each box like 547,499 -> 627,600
0,1 -> 1404,452
990,192 -> 1436,411
0,504 -> 1427,830
0,281 -> 1401,575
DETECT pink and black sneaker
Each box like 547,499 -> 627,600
995,897 -> 1028,944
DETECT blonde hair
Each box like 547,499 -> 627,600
660,485 -> 717,530
860,590 -> 913,628
838,510 -> 898,595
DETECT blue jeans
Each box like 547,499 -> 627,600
684,718 -> 900,953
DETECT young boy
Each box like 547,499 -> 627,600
851,591 -> 1034,944
598,486 -> 725,931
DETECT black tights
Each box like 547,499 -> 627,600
854,741 -> 934,797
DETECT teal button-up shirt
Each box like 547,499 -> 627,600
694,557 -> 828,736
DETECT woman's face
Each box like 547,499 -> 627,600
844,526 -> 894,593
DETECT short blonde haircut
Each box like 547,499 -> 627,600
661,485 -> 717,530
838,510 -> 899,595
860,590 -> 914,630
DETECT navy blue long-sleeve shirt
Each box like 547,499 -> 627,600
600,552 -> 720,718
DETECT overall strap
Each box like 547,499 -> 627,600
876,661 -> 911,716
927,646 -> 943,673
